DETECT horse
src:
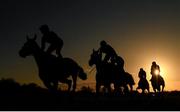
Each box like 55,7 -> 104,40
19,35 -> 87,92
136,78 -> 150,93
89,49 -> 114,94
150,74 -> 165,93
89,49 -> 135,94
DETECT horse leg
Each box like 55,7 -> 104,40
142,89 -> 145,94
153,87 -> 156,93
129,84 -> 133,92
124,85 -> 129,94
161,85 -> 165,92
52,80 -> 58,90
147,82 -> 150,93
43,80 -> 51,89
147,86 -> 150,93
157,86 -> 161,92
161,80 -> 165,92
136,86 -> 139,91
114,83 -> 120,94
107,84 -> 111,94
72,74 -> 77,92
96,82 -> 101,94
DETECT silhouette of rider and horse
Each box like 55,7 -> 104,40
19,24 -> 165,94
89,41 -> 135,94
19,25 -> 87,92
136,68 -> 150,93
136,62 -> 165,93
150,61 -> 165,92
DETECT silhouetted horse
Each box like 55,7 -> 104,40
89,49 -> 113,94
150,75 -> 165,93
89,49 -> 135,94
19,35 -> 87,92
136,78 -> 149,93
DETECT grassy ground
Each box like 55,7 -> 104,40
0,78 -> 179,111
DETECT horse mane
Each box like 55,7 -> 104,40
32,40 -> 57,59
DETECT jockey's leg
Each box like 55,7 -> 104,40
47,45 -> 56,54
56,44 -> 63,58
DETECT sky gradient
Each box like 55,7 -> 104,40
0,0 -> 180,91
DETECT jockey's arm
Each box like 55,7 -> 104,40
103,54 -> 110,62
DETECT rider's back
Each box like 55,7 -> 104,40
42,31 -> 63,45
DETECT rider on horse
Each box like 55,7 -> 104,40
40,24 -> 64,58
150,61 -> 165,92
139,68 -> 146,79
137,68 -> 149,93
150,61 -> 160,76
98,40 -> 118,65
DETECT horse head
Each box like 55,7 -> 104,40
89,49 -> 101,67
19,35 -> 39,58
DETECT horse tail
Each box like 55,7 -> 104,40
130,75 -> 135,85
163,79 -> 165,87
126,72 -> 135,85
78,67 -> 87,80
160,75 -> 165,87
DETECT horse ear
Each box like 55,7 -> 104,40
26,35 -> 30,40
33,34 -> 37,40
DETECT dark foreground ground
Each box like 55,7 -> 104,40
0,79 -> 180,111
1,89 -> 180,111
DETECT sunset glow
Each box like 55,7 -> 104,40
154,69 -> 160,76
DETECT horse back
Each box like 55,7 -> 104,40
124,72 -> 135,85
61,58 -> 80,73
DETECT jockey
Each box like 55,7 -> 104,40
150,61 -> 160,76
40,24 -> 63,58
138,68 -> 146,79
98,40 -> 118,64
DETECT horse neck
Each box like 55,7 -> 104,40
32,44 -> 45,69
94,59 -> 103,72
